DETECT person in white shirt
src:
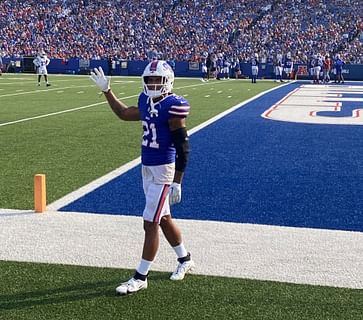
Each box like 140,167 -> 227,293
33,51 -> 51,86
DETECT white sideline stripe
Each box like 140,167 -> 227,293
0,100 -> 108,127
48,158 -> 141,210
48,83 -> 290,210
0,209 -> 361,289
0,77 -> 220,98
0,78 -> 94,85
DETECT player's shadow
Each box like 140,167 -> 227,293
0,280 -> 116,310
0,274 -> 170,310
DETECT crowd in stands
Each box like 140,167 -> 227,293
0,0 -> 362,64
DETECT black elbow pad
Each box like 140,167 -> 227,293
171,127 -> 190,172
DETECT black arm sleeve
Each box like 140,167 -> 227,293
171,127 -> 190,172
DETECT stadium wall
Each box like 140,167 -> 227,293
2,57 -> 363,81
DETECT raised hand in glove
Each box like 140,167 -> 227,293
90,67 -> 110,92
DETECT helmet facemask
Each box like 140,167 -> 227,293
142,61 -> 174,98
143,76 -> 170,97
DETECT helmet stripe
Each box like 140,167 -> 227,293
149,61 -> 159,72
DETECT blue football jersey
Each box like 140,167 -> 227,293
284,58 -> 293,68
138,93 -> 190,166
250,58 -> 259,66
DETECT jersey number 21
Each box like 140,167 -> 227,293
142,121 -> 159,149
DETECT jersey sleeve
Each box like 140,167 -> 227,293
168,96 -> 190,118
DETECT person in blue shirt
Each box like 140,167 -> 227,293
90,61 -> 194,295
334,54 -> 345,84
167,57 -> 176,71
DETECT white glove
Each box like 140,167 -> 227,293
169,182 -> 182,205
90,67 -> 110,92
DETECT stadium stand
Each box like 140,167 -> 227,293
0,0 -> 362,64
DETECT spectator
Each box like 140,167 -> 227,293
0,0 -> 361,64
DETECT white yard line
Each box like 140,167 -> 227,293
0,82 -> 221,128
0,209 -> 361,289
0,84 -> 95,98
48,83 -> 290,210
0,100 -> 108,127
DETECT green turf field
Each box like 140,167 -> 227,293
1,74 -> 362,320
0,73 -> 278,210
0,261 -> 362,320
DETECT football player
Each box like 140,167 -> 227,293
232,57 -> 241,79
273,52 -> 283,82
0,54 -> 3,76
312,53 -> 324,84
222,55 -> 231,79
201,55 -> 208,82
283,52 -> 294,81
90,61 -> 194,295
216,53 -> 224,80
250,53 -> 259,83
308,54 -> 316,83
33,50 -> 51,87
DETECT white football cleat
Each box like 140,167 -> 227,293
115,277 -> 148,295
170,259 -> 195,281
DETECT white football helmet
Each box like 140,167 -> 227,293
142,60 -> 174,97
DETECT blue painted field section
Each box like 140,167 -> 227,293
60,82 -> 363,232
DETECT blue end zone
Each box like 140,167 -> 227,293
60,82 -> 363,232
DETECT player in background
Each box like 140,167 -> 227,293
232,57 -> 241,79
308,54 -> 315,83
273,52 -> 283,82
334,54 -> 345,84
0,54 -> 3,76
322,54 -> 332,83
201,54 -> 208,82
311,54 -> 323,84
283,52 -> 294,81
210,53 -> 217,80
311,54 -> 319,84
317,54 -> 324,83
216,53 -> 223,80
90,61 -> 194,296
250,53 -> 259,83
222,55 -> 231,79
206,53 -> 212,81
33,50 -> 51,86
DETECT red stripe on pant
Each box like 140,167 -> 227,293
153,184 -> 170,223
